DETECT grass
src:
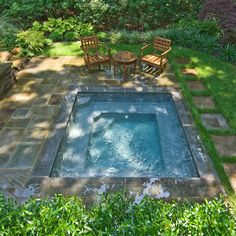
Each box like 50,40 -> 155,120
41,42 -> 236,200
168,47 -> 236,206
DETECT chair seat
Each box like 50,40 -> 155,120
141,54 -> 167,66
85,54 -> 110,64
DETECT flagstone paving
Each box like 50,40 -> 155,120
0,56 -> 177,190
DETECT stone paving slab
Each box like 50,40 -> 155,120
5,118 -> 31,128
0,128 -> 25,167
30,105 -> 60,119
223,163 -> 236,192
48,93 -> 65,105
11,108 -> 31,119
28,117 -> 52,129
193,96 -> 216,109
7,142 -> 41,168
0,109 -> 15,129
186,80 -> 206,91
22,128 -> 48,142
201,114 -> 229,130
212,136 -> 236,157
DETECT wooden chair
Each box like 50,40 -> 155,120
140,37 -> 171,72
80,36 -> 111,70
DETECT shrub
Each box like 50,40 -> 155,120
0,193 -> 235,235
32,17 -> 94,41
0,0 -> 204,30
17,29 -> 52,55
0,17 -> 18,50
16,17 -> 94,54
107,19 -> 236,63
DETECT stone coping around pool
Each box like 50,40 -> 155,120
31,86 -> 224,199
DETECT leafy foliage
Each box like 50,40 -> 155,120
16,18 -> 94,54
0,16 -> 18,50
0,0 -> 203,30
107,19 -> 236,63
0,193 -> 235,235
17,30 -> 52,55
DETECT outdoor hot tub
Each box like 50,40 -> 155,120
31,86 -> 224,201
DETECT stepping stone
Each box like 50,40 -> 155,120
186,80 -> 206,91
181,68 -> 198,77
201,114 -> 229,130
193,96 -> 215,109
223,164 -> 236,192
212,136 -> 236,157
174,57 -> 191,64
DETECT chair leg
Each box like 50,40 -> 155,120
98,64 -> 101,70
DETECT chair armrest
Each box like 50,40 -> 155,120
160,47 -> 171,57
141,44 -> 152,51
140,44 -> 152,57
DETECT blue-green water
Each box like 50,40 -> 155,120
51,93 -> 198,177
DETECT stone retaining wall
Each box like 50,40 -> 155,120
0,62 -> 16,99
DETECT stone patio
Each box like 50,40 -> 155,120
0,56 -> 177,195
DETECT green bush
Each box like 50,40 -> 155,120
0,193 -> 235,235
16,17 -> 94,54
0,0 -> 204,30
32,17 -> 94,41
107,19 -> 236,63
0,17 -> 18,50
17,29 -> 52,55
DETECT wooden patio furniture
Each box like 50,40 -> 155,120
140,37 -> 171,72
80,36 -> 111,70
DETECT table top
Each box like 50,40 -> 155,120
112,51 -> 137,63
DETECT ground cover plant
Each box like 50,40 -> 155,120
0,193 -> 235,235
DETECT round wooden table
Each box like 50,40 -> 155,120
112,51 -> 137,80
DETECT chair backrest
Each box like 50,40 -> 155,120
153,37 -> 171,51
81,36 -> 99,51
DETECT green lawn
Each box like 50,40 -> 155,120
41,42 -> 236,199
